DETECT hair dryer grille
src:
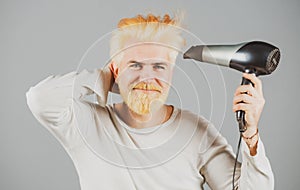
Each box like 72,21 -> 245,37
267,48 -> 280,74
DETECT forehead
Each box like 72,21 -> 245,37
122,43 -> 172,62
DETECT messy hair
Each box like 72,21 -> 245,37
109,13 -> 186,65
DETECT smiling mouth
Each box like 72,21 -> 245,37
132,83 -> 162,93
133,88 -> 161,93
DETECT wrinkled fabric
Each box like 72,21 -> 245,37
26,68 -> 274,190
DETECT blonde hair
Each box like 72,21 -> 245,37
109,13 -> 186,65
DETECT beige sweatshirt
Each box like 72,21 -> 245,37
26,68 -> 274,190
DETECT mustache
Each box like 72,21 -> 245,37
132,82 -> 162,93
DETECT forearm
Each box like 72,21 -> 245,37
242,128 -> 259,156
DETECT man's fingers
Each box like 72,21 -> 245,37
242,73 -> 263,93
233,94 -> 255,105
234,85 -> 258,97
232,103 -> 252,112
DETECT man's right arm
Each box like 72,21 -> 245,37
26,68 -> 113,145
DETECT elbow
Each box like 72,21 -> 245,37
26,87 -> 45,116
26,86 -> 73,127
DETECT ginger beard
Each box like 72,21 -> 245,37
121,81 -> 169,115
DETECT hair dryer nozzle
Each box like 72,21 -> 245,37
183,46 -> 204,61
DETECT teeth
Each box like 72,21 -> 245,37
134,82 -> 161,91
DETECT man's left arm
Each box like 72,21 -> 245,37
232,73 -> 274,189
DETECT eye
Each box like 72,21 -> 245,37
153,65 -> 166,70
129,63 -> 142,70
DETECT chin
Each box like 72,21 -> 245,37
119,85 -> 169,114
125,93 -> 167,115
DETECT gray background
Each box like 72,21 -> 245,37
1,0 -> 299,189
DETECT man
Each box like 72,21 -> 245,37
26,13 -> 274,190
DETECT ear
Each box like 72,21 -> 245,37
109,61 -> 119,82
106,61 -> 120,94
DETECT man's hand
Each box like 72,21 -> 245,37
232,73 -> 265,154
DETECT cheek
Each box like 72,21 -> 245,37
159,68 -> 174,85
157,72 -> 173,94
116,68 -> 137,90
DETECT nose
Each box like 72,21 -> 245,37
139,65 -> 156,82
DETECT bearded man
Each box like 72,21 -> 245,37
26,13 -> 274,190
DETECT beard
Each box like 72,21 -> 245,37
121,82 -> 168,115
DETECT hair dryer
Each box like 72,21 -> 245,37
183,41 -> 281,132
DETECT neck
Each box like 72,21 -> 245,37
114,102 -> 173,129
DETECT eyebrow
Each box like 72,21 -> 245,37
127,60 -> 169,66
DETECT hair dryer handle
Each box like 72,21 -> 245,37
236,76 -> 254,132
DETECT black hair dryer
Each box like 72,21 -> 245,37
183,41 -> 281,132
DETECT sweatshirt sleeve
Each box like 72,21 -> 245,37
199,123 -> 274,190
238,136 -> 274,189
25,68 -> 114,148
